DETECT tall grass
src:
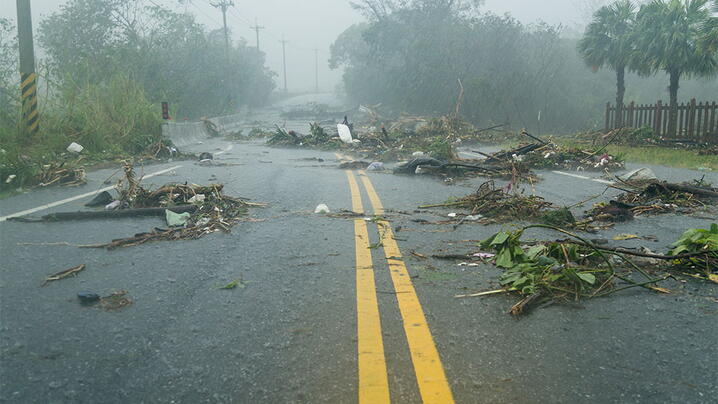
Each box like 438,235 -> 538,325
0,73 -> 162,193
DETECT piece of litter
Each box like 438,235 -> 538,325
613,234 -> 639,241
43,264 -> 86,287
315,204 -> 330,214
458,262 -> 480,267
77,291 -> 100,305
473,252 -> 495,259
367,162 -> 384,171
188,194 -> 206,203
412,151 -> 426,157
66,142 -> 84,153
165,210 -> 191,227
465,215 -> 483,221
447,213 -> 457,218
337,124 -> 353,144
5,174 -> 16,184
105,200 -> 121,210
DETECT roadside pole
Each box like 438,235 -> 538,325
280,35 -> 288,93
16,0 -> 39,135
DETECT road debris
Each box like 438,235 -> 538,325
37,162 -> 87,187
77,292 -> 100,305
314,204 -> 330,214
100,291 -> 133,311
85,191 -> 114,207
42,264 -> 86,287
420,180 -> 553,223
588,178 -> 718,221
219,278 -> 246,290
66,142 -> 84,153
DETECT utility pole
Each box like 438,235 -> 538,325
250,18 -> 264,52
210,0 -> 234,60
314,48 -> 319,93
16,0 -> 39,135
210,0 -> 234,106
280,35 -> 288,93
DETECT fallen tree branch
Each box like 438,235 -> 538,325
9,206 -> 198,222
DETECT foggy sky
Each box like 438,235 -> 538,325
1,0 -> 592,93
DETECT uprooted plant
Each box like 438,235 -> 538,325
87,162 -> 265,249
476,225 -> 676,315
420,180 -> 553,223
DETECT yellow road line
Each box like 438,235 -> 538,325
358,170 -> 455,404
346,170 -> 391,404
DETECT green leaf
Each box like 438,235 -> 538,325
491,231 -> 510,246
526,245 -> 546,259
711,223 -> 718,234
577,272 -> 596,285
496,248 -> 514,268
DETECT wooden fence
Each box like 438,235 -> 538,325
605,99 -> 718,143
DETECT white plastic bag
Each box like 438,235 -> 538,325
337,124 -> 353,144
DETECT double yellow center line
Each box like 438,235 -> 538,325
345,167 -> 454,404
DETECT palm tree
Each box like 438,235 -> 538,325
633,0 -> 718,136
701,0 -> 718,52
578,0 -> 637,128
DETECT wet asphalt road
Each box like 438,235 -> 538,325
1,113 -> 718,403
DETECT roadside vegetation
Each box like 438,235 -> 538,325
331,0 -> 718,134
0,0 -> 276,193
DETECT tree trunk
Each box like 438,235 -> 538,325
668,70 -> 680,136
616,66 -> 626,128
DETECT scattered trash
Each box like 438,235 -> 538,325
188,194 -> 206,203
42,264 -> 86,287
66,142 -> 84,153
421,180 -> 553,223
105,200 -> 121,210
619,168 -> 657,183
5,174 -> 16,184
37,162 -> 87,187
314,204 -> 330,214
367,162 -> 384,171
166,210 -> 191,227
337,124 -> 353,144
219,278 -> 246,290
100,291 -> 132,311
447,213 -> 457,218
77,292 -> 100,305
338,161 -> 370,170
613,234 -> 640,241
85,191 -> 114,207
473,252 -> 495,259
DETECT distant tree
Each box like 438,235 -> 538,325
38,0 -> 275,117
633,0 -> 717,135
578,0 -> 637,127
0,18 -> 18,125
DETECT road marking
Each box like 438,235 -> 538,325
358,171 -> 455,404
552,170 -> 614,185
0,165 -> 182,223
346,170 -> 391,404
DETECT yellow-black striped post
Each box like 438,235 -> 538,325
17,0 -> 39,135
20,72 -> 39,134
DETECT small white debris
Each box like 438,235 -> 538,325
447,212 -> 458,218
5,174 -> 16,184
314,204 -> 330,214
412,151 -> 426,157
188,194 -> 206,203
66,142 -> 84,153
